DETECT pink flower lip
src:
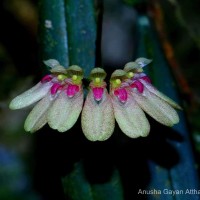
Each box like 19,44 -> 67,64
130,80 -> 144,93
114,88 -> 128,103
140,76 -> 151,83
66,84 -> 80,98
41,75 -> 53,83
51,83 -> 63,95
92,87 -> 104,101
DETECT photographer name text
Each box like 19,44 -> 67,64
138,189 -> 200,196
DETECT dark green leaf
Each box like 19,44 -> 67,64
63,162 -> 124,200
135,15 -> 200,200
63,162 -> 93,200
65,0 -> 97,76
39,0 -> 69,67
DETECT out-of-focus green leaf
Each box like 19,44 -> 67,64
63,162 -> 93,200
146,18 -> 200,200
39,0 -> 69,67
91,169 -> 124,200
123,0 -> 145,6
63,162 -> 124,200
135,15 -> 200,200
65,0 -> 97,76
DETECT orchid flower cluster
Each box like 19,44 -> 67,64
9,58 -> 181,141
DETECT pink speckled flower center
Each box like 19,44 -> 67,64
92,87 -> 104,101
114,88 -> 128,103
66,84 -> 80,98
130,80 -> 144,93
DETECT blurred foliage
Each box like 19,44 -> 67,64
148,0 -> 200,153
123,0 -> 145,6
0,146 -> 39,200
38,0 -> 69,68
65,0 -> 97,76
63,162 -> 123,200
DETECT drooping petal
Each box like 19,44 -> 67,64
132,88 -> 179,126
81,89 -> 115,141
139,79 -> 182,110
24,93 -> 53,133
111,88 -> 150,138
47,89 -> 83,132
9,82 -> 52,110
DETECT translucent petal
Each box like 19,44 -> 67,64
81,89 -> 115,141
89,68 -> 107,80
24,93 -> 53,133
50,65 -> 67,74
132,88 -> 179,126
135,57 -> 152,67
111,89 -> 150,138
67,65 -> 84,77
140,79 -> 182,110
43,59 -> 60,68
9,82 -> 52,110
48,89 -> 83,132
124,62 -> 140,71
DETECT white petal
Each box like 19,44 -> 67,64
140,79 -> 182,110
81,89 -> 115,141
132,88 -> 179,126
9,82 -> 52,110
48,90 -> 83,132
24,93 -> 53,133
111,89 -> 150,138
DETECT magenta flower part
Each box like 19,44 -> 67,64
50,83 -> 63,95
114,88 -> 128,103
66,84 -> 80,98
130,80 -> 144,93
92,87 -> 104,101
41,74 -> 53,83
140,76 -> 151,83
